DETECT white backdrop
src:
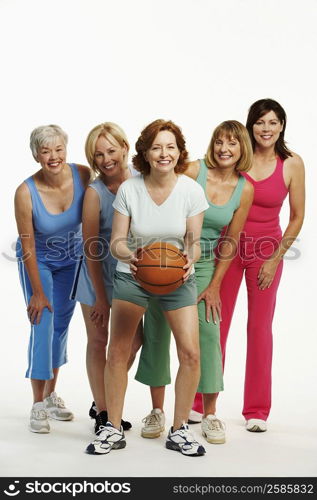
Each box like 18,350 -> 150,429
0,0 -> 316,478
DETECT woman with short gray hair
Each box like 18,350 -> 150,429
14,124 -> 91,433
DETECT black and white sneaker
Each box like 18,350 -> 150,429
89,401 -> 98,420
166,423 -> 206,456
94,410 -> 109,434
89,401 -> 132,432
86,422 -> 126,455
120,418 -> 132,432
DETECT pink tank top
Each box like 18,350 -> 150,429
241,157 -> 288,240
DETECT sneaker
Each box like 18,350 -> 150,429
201,414 -> 226,444
245,418 -> 267,432
166,423 -> 206,456
94,410 -> 109,434
120,418 -> 132,432
188,409 -> 202,424
89,401 -> 98,419
86,422 -> 126,455
141,408 -> 165,438
43,392 -> 74,421
89,402 -> 132,432
29,402 -> 50,433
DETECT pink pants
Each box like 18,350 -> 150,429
193,247 -> 283,420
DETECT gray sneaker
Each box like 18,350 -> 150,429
43,392 -> 74,421
201,414 -> 226,444
141,408 -> 165,438
29,402 -> 50,433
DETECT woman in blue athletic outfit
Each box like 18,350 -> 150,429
14,124 -> 90,433
70,122 -> 143,434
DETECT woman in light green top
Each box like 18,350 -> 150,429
135,121 -> 254,444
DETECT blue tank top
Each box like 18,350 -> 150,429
88,177 -> 117,286
16,163 -> 85,264
196,159 -> 246,259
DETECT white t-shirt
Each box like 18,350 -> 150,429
112,174 -> 209,273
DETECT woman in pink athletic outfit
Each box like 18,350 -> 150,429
191,99 -> 305,432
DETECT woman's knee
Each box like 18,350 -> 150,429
87,336 -> 107,355
107,344 -> 131,367
87,328 -> 108,352
178,346 -> 200,368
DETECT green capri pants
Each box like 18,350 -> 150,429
135,258 -> 224,393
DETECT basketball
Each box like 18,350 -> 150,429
135,242 -> 186,295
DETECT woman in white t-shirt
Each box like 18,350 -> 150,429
85,119 -> 208,457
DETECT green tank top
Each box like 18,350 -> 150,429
196,159 -> 246,260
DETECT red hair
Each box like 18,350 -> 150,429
133,119 -> 189,175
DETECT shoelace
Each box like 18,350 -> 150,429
175,428 -> 197,444
207,418 -> 226,431
51,394 -> 66,408
96,425 -> 120,440
142,413 -> 160,427
96,413 -> 108,427
33,409 -> 47,420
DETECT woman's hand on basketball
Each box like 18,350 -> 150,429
27,293 -> 53,325
257,258 -> 279,290
182,252 -> 193,282
197,284 -> 222,324
129,253 -> 139,278
90,298 -> 110,327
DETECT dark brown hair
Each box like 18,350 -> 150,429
246,98 -> 292,160
132,119 -> 189,175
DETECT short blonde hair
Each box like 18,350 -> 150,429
85,122 -> 130,174
30,124 -> 68,161
205,120 -> 252,172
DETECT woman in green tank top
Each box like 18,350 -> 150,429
135,121 -> 254,445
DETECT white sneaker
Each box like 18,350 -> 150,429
188,409 -> 202,424
166,423 -> 205,456
245,418 -> 267,432
86,422 -> 126,455
201,414 -> 226,444
43,392 -> 74,421
141,408 -> 165,438
29,402 -> 50,433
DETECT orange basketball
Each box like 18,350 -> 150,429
135,242 -> 186,295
